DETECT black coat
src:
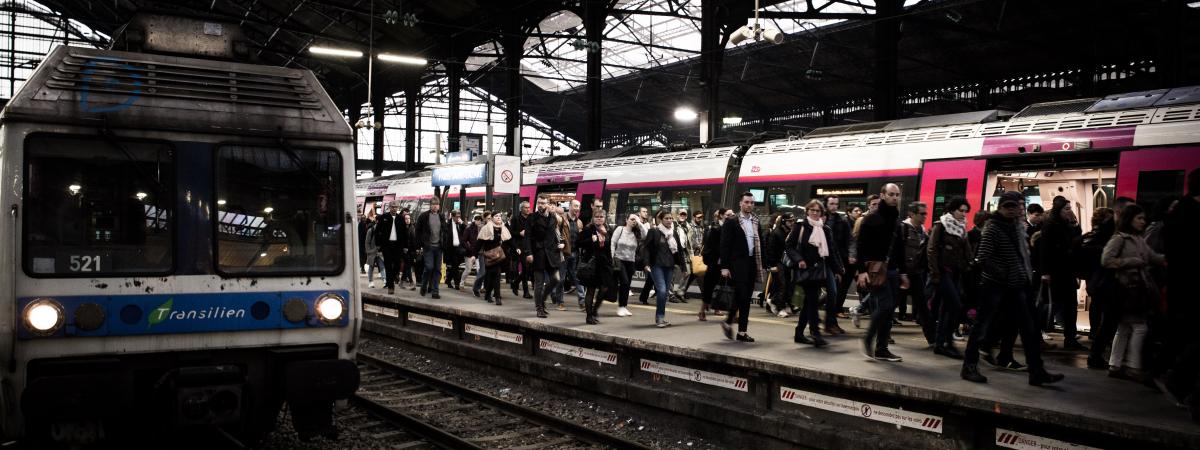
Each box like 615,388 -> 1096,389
827,211 -> 852,263
640,227 -> 683,269
1037,218 -> 1081,277
786,220 -> 844,280
374,213 -> 408,248
701,223 -> 722,268
442,221 -> 466,264
526,211 -> 563,269
576,223 -> 615,288
415,210 -> 448,248
763,225 -> 789,269
720,214 -> 761,283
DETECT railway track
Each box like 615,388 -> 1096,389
352,351 -> 654,450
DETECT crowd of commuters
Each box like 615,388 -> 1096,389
357,168 -> 1200,417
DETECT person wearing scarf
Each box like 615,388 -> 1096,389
786,199 -> 843,347
928,198 -> 974,359
640,210 -> 681,328
477,213 -> 512,305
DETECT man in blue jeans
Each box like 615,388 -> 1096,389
415,196 -> 447,299
557,201 -> 585,309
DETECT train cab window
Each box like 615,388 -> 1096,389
932,179 -> 968,216
23,135 -> 175,276
215,145 -> 344,276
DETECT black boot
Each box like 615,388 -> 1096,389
812,332 -> 828,348
961,363 -> 987,383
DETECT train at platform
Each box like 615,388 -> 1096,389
359,86 -> 1200,234
0,16 -> 360,446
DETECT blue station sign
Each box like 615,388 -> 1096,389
431,163 -> 487,186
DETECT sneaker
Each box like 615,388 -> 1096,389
861,338 -> 875,359
776,310 -> 789,318
736,333 -> 755,342
556,304 -> 567,311
892,318 -> 903,326
617,307 -> 632,317
368,281 -> 376,289
656,321 -> 671,328
1041,331 -> 1052,341
851,310 -> 862,329
874,348 -> 903,362
999,360 -> 1027,372
578,302 -> 586,312
934,346 -> 964,360
721,322 -> 734,340
766,303 -> 778,315
952,330 -> 966,341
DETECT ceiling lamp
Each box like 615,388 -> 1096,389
378,53 -> 427,65
309,46 -> 363,58
674,107 -> 699,122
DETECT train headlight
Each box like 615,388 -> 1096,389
24,299 -> 65,336
315,293 -> 345,323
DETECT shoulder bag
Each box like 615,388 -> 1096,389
857,260 -> 888,292
483,245 -> 507,266
711,280 -> 735,311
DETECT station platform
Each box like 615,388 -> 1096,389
358,276 -> 1200,449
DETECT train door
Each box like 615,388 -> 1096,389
576,180 -> 605,212
918,158 -> 987,230
1116,146 -> 1200,212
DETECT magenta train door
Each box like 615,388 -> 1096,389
575,180 -> 606,204
918,158 -> 987,230
1115,146 -> 1200,202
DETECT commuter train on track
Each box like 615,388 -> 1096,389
0,16 -> 360,445
360,86 -> 1200,235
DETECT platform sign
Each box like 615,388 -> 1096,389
432,163 -> 487,187
492,155 -> 521,194
407,312 -> 453,330
464,324 -> 524,344
639,359 -> 749,392
364,303 -> 399,317
779,387 -> 943,434
995,428 -> 1097,450
538,339 -> 618,365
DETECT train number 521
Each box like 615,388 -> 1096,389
69,255 -> 102,272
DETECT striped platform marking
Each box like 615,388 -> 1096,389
639,359 -> 749,392
538,339 -> 619,365
363,304 -> 400,317
407,312 -> 454,330
464,323 -> 524,344
995,428 -> 1098,450
779,387 -> 942,434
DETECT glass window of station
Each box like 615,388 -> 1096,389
215,145 -> 344,275
22,134 -> 175,276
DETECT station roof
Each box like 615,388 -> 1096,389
40,0 -> 1200,147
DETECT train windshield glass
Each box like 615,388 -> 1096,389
22,134 -> 175,276
215,145 -> 344,275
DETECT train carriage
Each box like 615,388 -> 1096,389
1,40 -> 360,444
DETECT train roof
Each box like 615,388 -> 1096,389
1,46 -> 351,142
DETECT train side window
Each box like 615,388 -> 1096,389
1136,170 -> 1184,212
22,134 -> 175,277
932,179 -> 968,215
214,145 -> 344,276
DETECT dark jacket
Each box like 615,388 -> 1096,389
525,211 -> 563,269
1037,218 -> 1081,277
785,219 -> 844,279
899,221 -> 928,274
827,211 -> 852,263
763,225 -> 789,268
927,221 -> 972,280
566,214 -> 582,257
701,223 -> 722,268
977,214 -> 1030,288
856,202 -> 900,265
640,226 -> 683,269
374,213 -> 408,248
415,210 -> 447,248
464,222 -> 480,255
576,223 -> 615,288
720,213 -> 762,283
442,220 -> 466,262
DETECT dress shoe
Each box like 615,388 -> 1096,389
1062,340 -> 1089,351
536,309 -> 548,318
586,315 -> 599,325
874,348 -> 903,362
812,335 -> 828,348
736,333 -> 755,342
388,287 -> 395,295
523,293 -> 533,299
1029,371 -> 1065,386
961,364 -> 988,383
934,346 -> 964,360
794,335 -> 814,345
473,288 -> 481,298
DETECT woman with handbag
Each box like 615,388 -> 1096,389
477,213 -> 512,305
577,208 -> 614,324
700,209 -> 733,321
1101,204 -> 1166,382
786,200 -> 843,347
928,197 -> 973,359
611,214 -> 643,317
640,210 -> 683,328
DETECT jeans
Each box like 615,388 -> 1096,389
617,260 -> 636,307
650,266 -> 674,323
557,255 -> 582,305
904,271 -> 933,343
1110,315 -> 1148,369
964,281 -> 1045,375
934,270 -> 963,347
367,254 -> 386,283
864,270 -> 900,351
473,257 -> 486,293
421,246 -> 443,294
534,268 -> 560,311
824,270 -> 840,327
460,256 -> 476,287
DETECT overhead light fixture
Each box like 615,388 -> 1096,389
674,107 -> 698,122
217,199 -> 227,206
135,192 -> 148,201
263,207 -> 274,214
378,53 -> 427,65
309,46 -> 363,58
729,0 -> 784,46
722,116 -> 743,125
68,184 -> 81,195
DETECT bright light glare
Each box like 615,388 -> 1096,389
135,192 -> 148,201
309,46 -> 363,58
217,199 -> 227,206
674,107 -> 698,121
68,184 -> 82,194
723,116 -> 743,125
316,296 -> 344,322
263,207 -> 274,214
27,303 -> 61,332
378,53 -> 427,65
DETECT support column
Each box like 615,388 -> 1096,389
872,0 -> 901,121
502,27 -> 524,158
371,87 -> 386,177
584,0 -> 605,152
700,0 -> 724,143
405,83 -> 419,172
447,59 -> 462,154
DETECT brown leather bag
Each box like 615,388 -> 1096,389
482,246 -> 506,266
857,260 -> 888,292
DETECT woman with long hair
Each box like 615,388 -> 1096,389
786,199 -> 843,347
928,197 -> 973,359
611,213 -> 644,318
699,208 -> 731,321
1101,204 -> 1165,382
477,213 -> 512,305
577,208 -> 614,324
640,210 -> 683,328
1038,195 -> 1085,350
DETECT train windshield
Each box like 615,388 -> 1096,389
214,144 -> 344,275
22,134 -> 174,276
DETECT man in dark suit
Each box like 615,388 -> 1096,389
415,196 -> 448,299
442,210 -> 467,291
509,201 -> 533,298
525,194 -> 562,318
374,201 -> 407,295
720,192 -> 764,342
